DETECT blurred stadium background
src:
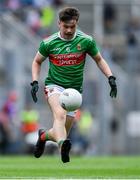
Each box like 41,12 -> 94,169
0,0 -> 140,157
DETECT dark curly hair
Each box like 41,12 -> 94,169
59,7 -> 80,22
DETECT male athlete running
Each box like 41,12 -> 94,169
31,7 -> 117,163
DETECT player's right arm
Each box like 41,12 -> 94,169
32,52 -> 45,82
32,40 -> 49,81
31,40 -> 48,103
30,52 -> 46,103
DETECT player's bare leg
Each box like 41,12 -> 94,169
34,94 -> 69,161
48,94 -> 67,141
60,115 -> 74,162
39,115 -> 74,143
65,115 -> 75,136
34,94 -> 74,162
48,94 -> 73,163
46,115 -> 74,162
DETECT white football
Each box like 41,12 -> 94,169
59,88 -> 82,111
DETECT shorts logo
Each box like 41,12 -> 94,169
44,87 -> 49,98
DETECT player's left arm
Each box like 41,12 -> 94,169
92,52 -> 117,98
92,52 -> 112,77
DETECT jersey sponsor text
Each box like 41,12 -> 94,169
49,53 -> 86,66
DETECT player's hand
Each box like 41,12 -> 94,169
108,76 -> 117,98
30,81 -> 39,103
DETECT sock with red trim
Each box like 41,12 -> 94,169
40,131 -> 49,141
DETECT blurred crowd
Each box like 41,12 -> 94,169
0,91 -> 21,154
0,91 -> 39,154
0,0 -> 65,37
103,2 -> 140,74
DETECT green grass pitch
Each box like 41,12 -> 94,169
0,155 -> 140,179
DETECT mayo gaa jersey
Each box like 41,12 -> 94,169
38,30 -> 99,93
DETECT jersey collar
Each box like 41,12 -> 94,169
58,31 -> 77,41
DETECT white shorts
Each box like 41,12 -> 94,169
44,84 -> 76,117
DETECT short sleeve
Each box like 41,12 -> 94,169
87,38 -> 99,57
38,41 -> 49,57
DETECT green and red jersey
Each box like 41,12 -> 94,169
38,30 -> 99,92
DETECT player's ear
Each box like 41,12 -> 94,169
57,20 -> 61,28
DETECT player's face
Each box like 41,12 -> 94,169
58,19 -> 77,40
